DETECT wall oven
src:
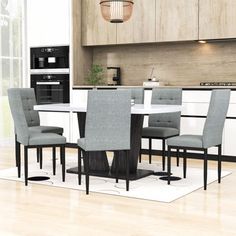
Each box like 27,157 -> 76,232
30,46 -> 70,104
31,74 -> 69,105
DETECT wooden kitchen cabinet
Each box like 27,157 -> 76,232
82,0 -> 117,46
116,0 -> 156,44
199,0 -> 236,40
156,0 -> 199,42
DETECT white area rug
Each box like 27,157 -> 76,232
0,152 -> 231,203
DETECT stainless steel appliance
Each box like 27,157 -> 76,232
30,46 -> 70,104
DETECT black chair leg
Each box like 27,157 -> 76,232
183,149 -> 187,178
204,149 -> 208,190
162,139 -> 165,171
167,147 -> 171,185
139,142 -> 142,163
60,145 -> 65,182
126,150 -> 130,191
24,146 -> 28,186
78,148 -> 82,185
36,148 -> 40,163
176,149 -> 180,167
149,138 -> 152,164
84,152 -> 90,195
52,147 -> 56,175
39,147 -> 43,169
115,151 -> 119,183
218,145 -> 222,184
16,140 -> 21,178
15,135 -> 20,167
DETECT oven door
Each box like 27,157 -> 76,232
35,81 -> 64,104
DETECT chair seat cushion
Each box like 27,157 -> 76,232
29,126 -> 63,134
77,138 -> 86,150
142,127 -> 179,138
167,135 -> 203,148
29,133 -> 66,146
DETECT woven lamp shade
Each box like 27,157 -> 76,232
100,0 -> 134,23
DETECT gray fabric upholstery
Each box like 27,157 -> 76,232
29,126 -> 63,134
202,89 -> 231,148
29,133 -> 66,146
17,88 -> 40,127
167,90 -> 231,149
8,88 -> 66,146
77,138 -> 86,150
148,88 -> 182,130
118,87 -> 144,104
8,89 -> 30,145
142,127 -> 179,138
167,135 -> 203,148
10,88 -> 63,134
77,90 -> 131,151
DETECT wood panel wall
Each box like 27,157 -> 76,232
72,0 -> 93,85
91,41 -> 236,86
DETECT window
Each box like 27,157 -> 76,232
0,0 -> 25,145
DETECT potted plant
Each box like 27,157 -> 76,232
85,64 -> 105,86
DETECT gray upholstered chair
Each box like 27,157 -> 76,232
77,90 -> 131,194
141,88 -> 182,171
12,88 -> 63,172
118,87 -> 144,104
167,89 -> 231,190
8,88 -> 66,186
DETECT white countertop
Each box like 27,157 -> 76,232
72,85 -> 236,90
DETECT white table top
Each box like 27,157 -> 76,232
34,103 -> 182,114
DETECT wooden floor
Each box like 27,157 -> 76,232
0,147 -> 236,236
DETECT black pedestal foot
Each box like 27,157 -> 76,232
159,176 -> 182,181
28,176 -> 50,181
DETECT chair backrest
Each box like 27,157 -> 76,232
10,88 -> 40,127
203,89 -> 231,148
8,88 -> 31,145
118,88 -> 144,104
148,88 -> 182,130
85,90 -> 131,151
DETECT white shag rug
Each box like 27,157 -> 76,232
0,151 -> 231,203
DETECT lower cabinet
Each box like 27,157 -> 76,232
223,119 -> 236,156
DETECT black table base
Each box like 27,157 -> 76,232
67,167 -> 154,181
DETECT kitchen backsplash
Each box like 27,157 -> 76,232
92,41 -> 236,86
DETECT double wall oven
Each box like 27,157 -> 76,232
30,46 -> 70,104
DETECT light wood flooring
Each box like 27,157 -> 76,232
0,146 -> 236,236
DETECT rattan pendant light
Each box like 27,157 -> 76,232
100,0 -> 134,23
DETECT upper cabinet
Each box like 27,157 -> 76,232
156,0 -> 199,42
82,0 -> 117,46
27,0 -> 70,46
199,0 -> 236,40
116,0 -> 156,44
81,0 -> 236,46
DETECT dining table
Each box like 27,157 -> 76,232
34,103 -> 182,180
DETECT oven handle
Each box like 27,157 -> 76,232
36,82 -> 61,85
